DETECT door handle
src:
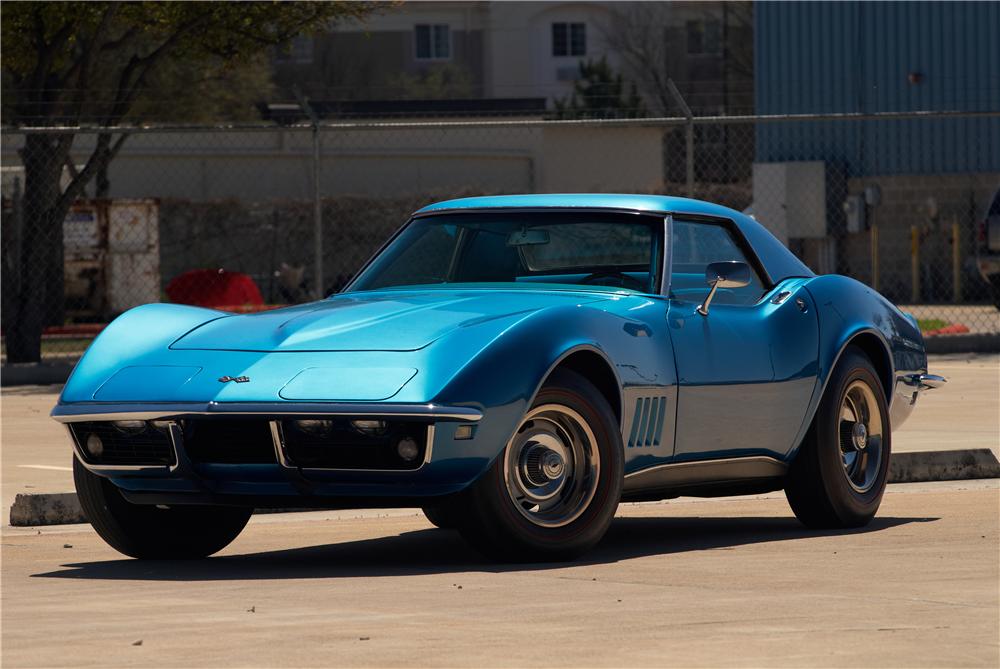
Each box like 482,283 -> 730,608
770,290 -> 792,304
771,289 -> 808,312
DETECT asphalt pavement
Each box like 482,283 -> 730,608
2,352 -> 997,667
2,480 -> 997,668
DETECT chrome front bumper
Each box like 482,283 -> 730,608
51,401 -> 483,423
54,402 -> 482,476
891,372 -> 947,429
908,373 -> 947,393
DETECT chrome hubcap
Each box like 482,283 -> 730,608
504,404 -> 600,528
839,380 -> 884,493
852,422 -> 868,450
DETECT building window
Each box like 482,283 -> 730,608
552,22 -> 586,57
275,35 -> 313,65
415,24 -> 451,60
686,19 -> 722,56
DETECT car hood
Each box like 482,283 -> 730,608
171,289 -> 610,352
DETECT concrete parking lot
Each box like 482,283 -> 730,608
1,480 -> 997,668
1,353 -> 998,667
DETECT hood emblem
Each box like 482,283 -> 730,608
218,375 -> 250,383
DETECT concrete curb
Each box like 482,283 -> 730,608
9,448 -> 999,527
924,333 -> 1000,354
7,494 -> 306,527
8,492 -> 83,527
1,362 -> 77,387
888,448 -> 1000,483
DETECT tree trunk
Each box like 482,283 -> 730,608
5,133 -> 73,363
96,163 -> 110,199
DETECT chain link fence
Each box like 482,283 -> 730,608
2,111 -> 998,364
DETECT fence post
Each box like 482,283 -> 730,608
870,221 -> 879,292
295,88 -> 324,299
666,79 -> 694,198
910,225 -> 920,303
13,176 -> 23,285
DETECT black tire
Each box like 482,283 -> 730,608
73,457 -> 252,559
785,346 -> 891,528
455,368 -> 623,562
421,501 -> 463,530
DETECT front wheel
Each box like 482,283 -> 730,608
73,457 -> 252,559
421,501 -> 463,530
785,346 -> 891,528
455,368 -> 623,561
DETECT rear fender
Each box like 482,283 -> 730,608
794,275 -> 927,455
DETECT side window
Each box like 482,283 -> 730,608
670,220 -> 765,306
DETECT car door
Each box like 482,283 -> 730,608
666,217 -> 819,462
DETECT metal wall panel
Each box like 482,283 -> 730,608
755,1 -> 1000,175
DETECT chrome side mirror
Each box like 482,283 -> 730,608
696,261 -> 751,316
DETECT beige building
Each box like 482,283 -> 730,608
275,1 -> 751,115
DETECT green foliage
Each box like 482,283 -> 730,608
916,318 -> 950,332
1,1 -> 377,125
388,64 -> 475,100
130,54 -> 275,123
553,58 -> 646,120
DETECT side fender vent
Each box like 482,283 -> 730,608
626,395 -> 668,448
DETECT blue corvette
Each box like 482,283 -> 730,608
53,194 -> 945,561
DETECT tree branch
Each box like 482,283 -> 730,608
60,6 -> 120,120
24,10 -> 76,119
98,25 -> 140,53
55,133 -> 111,212
101,11 -> 212,125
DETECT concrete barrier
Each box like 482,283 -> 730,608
888,448 -> 1000,483
9,492 -> 83,526
9,448 -> 999,527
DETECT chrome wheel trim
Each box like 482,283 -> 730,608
503,404 -> 601,528
838,380 -> 884,493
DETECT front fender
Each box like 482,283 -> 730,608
427,303 -> 640,482
61,303 -> 228,403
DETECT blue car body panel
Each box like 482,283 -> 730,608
53,194 -> 930,506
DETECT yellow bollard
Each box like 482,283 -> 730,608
952,219 -> 961,303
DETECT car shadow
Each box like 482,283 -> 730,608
33,514 -> 938,581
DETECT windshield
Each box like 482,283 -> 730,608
347,211 -> 663,293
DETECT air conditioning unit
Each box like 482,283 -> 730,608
556,66 -> 579,82
751,161 -> 827,243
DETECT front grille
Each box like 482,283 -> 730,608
280,419 -> 428,470
182,419 -> 277,464
70,422 -> 175,466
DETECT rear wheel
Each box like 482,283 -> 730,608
455,368 -> 623,561
73,457 -> 252,559
785,346 -> 891,528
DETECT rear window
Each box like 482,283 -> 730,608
518,222 -> 654,271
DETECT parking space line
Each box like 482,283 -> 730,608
17,464 -> 72,472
